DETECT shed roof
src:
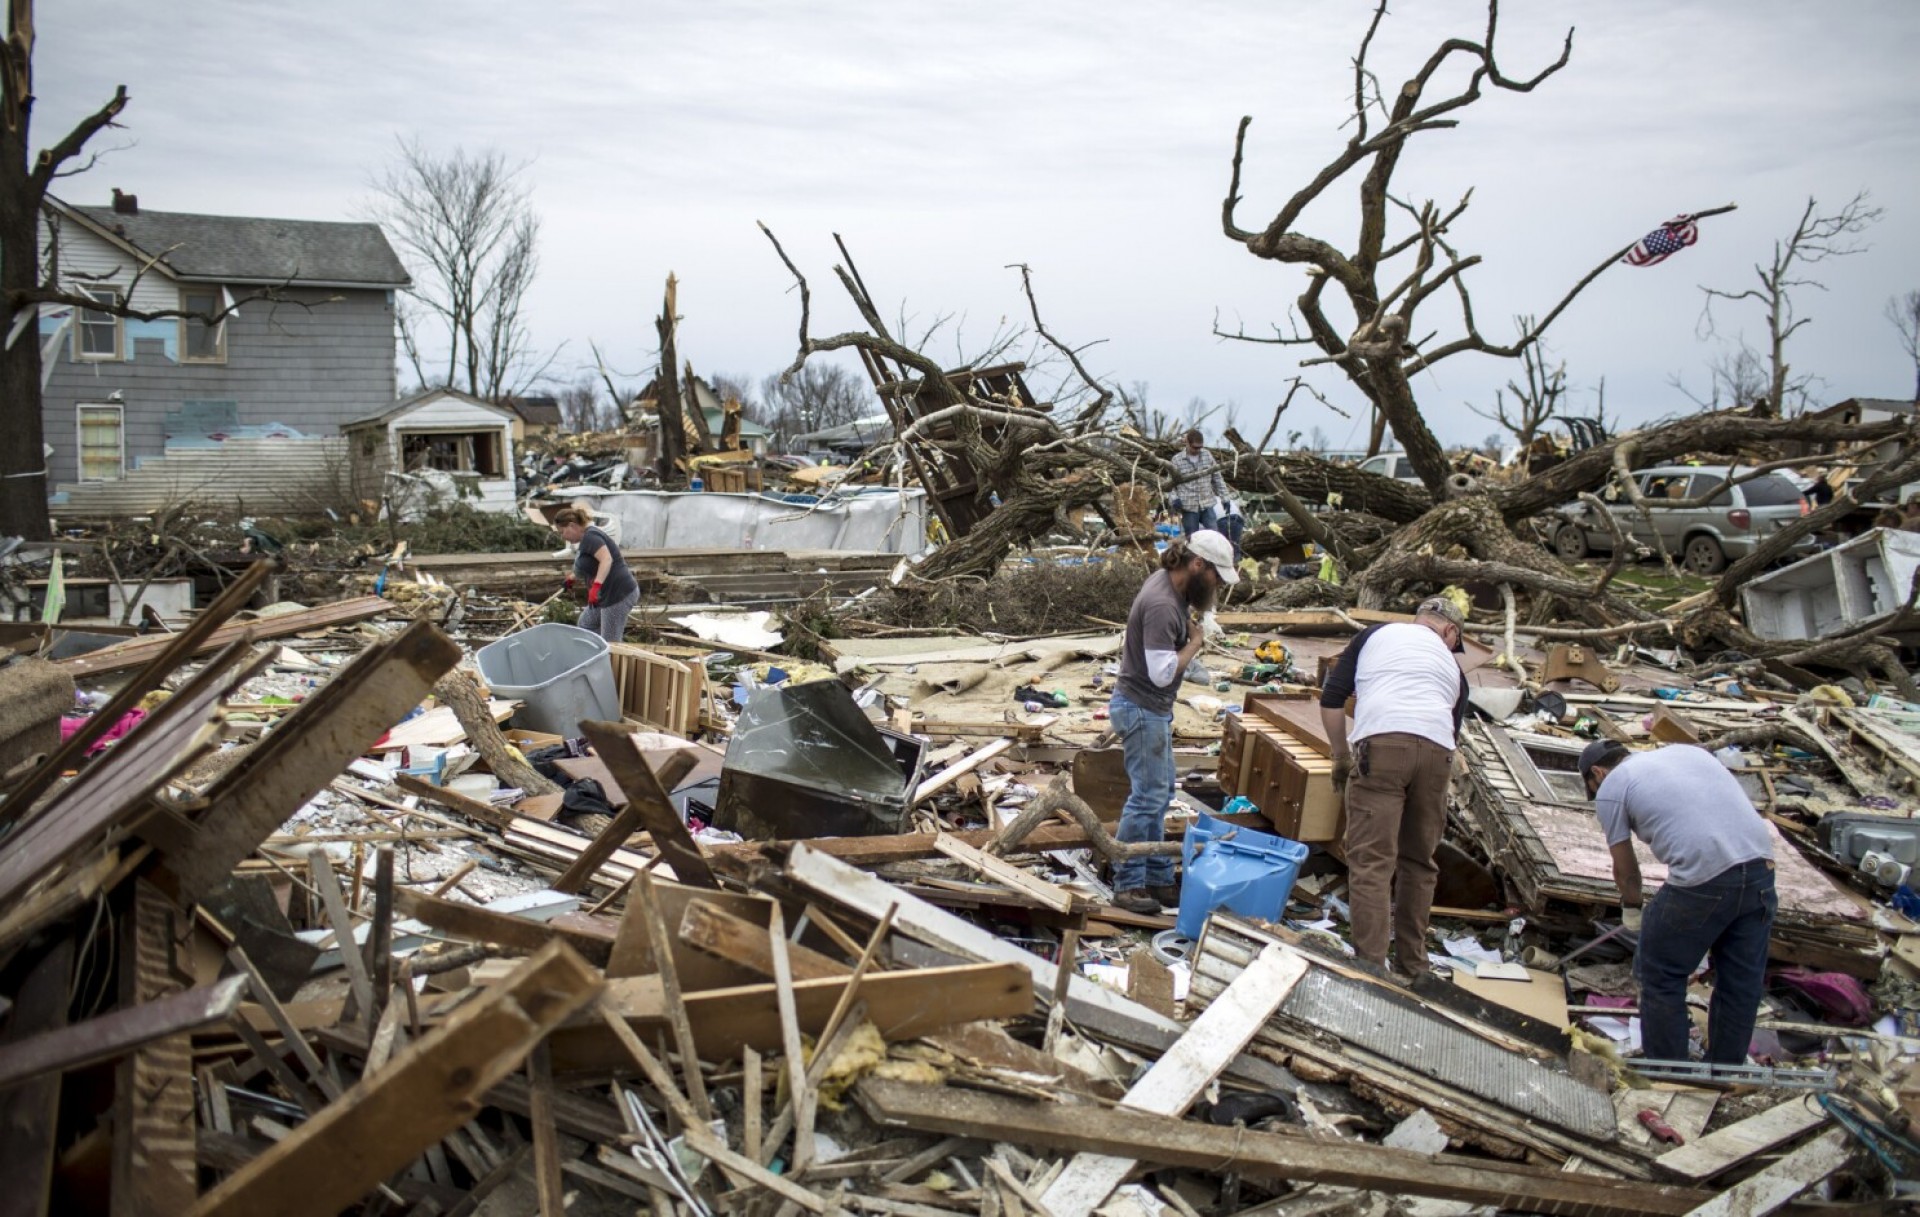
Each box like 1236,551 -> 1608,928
346,388 -> 516,429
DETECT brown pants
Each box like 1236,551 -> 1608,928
1343,732 -> 1452,969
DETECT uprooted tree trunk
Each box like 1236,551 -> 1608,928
434,668 -> 561,797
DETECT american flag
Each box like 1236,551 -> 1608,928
1623,216 -> 1700,267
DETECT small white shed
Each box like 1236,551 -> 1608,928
346,389 -> 518,515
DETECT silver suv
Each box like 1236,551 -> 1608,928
1551,465 -> 1815,575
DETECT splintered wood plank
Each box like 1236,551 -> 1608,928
931,832 -> 1077,912
0,939 -> 74,1217
169,621 -> 462,903
57,596 -> 389,680
1040,944 -> 1310,1217
391,887 -> 613,965
1679,1126 -> 1850,1217
114,880 -> 202,1217
553,962 -> 1032,1070
0,975 -> 248,1093
567,721 -> 709,891
186,941 -> 602,1217
912,738 -> 1015,806
1652,1097 -> 1830,1183
857,1081 -> 1706,1217
677,899 -> 850,982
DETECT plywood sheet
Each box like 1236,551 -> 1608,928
1449,966 -> 1568,1026
1522,801 -> 1865,923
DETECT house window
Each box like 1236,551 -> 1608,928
399,430 -> 504,477
77,404 -> 124,481
75,286 -> 121,360
180,286 -> 226,363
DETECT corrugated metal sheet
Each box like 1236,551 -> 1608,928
53,436 -> 354,518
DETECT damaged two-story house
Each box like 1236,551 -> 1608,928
38,192 -> 411,516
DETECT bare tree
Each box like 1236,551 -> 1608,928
555,375 -> 615,433
1217,1 -> 1732,495
1466,316 -> 1567,462
758,362 -> 870,443
1696,193 -> 1882,417
368,138 -> 551,403
710,373 -> 761,420
1887,289 -> 1920,400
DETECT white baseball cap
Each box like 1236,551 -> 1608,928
1186,529 -> 1240,585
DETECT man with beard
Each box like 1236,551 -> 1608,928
1319,597 -> 1469,979
1109,530 -> 1239,914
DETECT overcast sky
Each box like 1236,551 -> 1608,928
35,1 -> 1920,449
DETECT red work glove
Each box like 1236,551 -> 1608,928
563,576 -> 576,593
587,581 -> 603,606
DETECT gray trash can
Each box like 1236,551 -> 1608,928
474,622 -> 621,737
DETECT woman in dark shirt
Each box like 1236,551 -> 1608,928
554,506 -> 639,642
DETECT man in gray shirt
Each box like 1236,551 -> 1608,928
1581,740 -> 1777,1067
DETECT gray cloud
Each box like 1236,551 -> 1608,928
34,0 -> 1920,447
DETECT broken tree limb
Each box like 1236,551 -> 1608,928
987,775 -> 1180,861
432,667 -> 560,797
186,941 -> 602,1217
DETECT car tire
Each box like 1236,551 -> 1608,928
1684,534 -> 1726,575
1553,523 -> 1590,560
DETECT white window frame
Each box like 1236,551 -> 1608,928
76,403 -> 125,482
73,285 -> 123,361
178,285 -> 228,364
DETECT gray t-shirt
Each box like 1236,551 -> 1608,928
1594,744 -> 1773,887
1116,569 -> 1187,716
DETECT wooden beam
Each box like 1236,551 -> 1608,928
185,941 -> 602,1217
391,888 -> 613,965
857,1081 -> 1708,1217
0,641 -> 260,910
1041,944 -> 1309,1217
931,832 -> 1077,913
782,842 -> 1195,1053
114,880 -> 203,1217
168,620 -> 462,902
551,962 -> 1032,1071
1681,1127 -> 1850,1217
911,737 -> 1016,806
677,899 -> 849,982
0,940 -> 74,1217
57,595 -> 389,680
569,721 -> 710,890
0,976 -> 247,1093
526,1043 -> 565,1217
393,774 -> 516,831
1654,1098 -> 1832,1183
0,561 -> 272,825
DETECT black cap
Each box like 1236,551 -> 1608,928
1579,739 -> 1630,785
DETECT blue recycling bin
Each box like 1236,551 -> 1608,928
1175,809 -> 1309,938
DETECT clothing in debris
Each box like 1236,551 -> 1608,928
1595,743 -> 1776,1065
1321,619 -> 1467,973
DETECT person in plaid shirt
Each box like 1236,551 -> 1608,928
1168,429 -> 1228,536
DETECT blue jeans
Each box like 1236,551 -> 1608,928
1110,692 -> 1175,891
1635,859 -> 1777,1065
1180,507 -> 1217,537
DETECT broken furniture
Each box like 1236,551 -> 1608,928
1540,642 -> 1621,692
1218,693 -> 1343,842
1742,527 -> 1920,643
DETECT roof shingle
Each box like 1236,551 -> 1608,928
66,202 -> 410,287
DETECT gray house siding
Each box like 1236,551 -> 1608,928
42,286 -> 397,487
